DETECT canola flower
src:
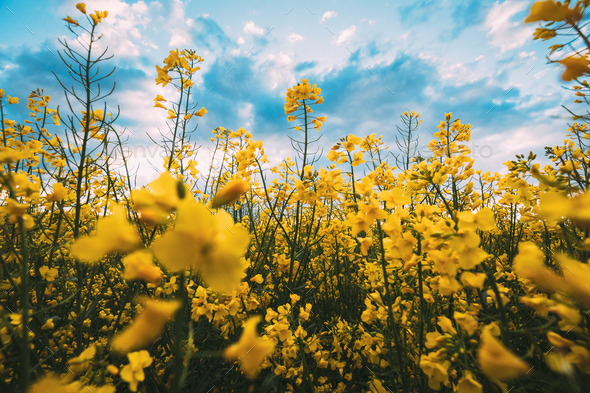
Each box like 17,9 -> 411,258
5,2 -> 590,392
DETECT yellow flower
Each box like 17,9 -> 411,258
437,316 -> 456,335
457,371 -> 482,393
211,179 -> 250,208
120,350 -> 152,392
351,151 -> 366,167
378,187 -> 411,207
41,318 -> 54,330
70,205 -> 141,263
250,274 -> 264,284
76,3 -> 86,14
524,0 -> 582,23
63,16 -> 79,26
477,329 -> 529,381
46,182 -> 68,202
223,315 -> 276,379
559,56 -> 590,82
29,376 -> 64,393
131,171 -> 187,225
358,237 -> 373,255
454,312 -> 478,335
369,379 -> 389,393
460,271 -> 486,289
194,107 -> 207,117
39,266 -> 58,282
151,197 -> 250,293
547,331 -> 574,349
513,242 -> 563,293
123,250 -> 162,284
112,299 -> 181,354
6,95 -> 19,104
419,353 -> 450,390
326,149 -> 340,162
290,293 -> 300,305
66,345 -> 96,375
153,101 -> 167,110
90,10 -> 108,25
457,208 -> 496,232
554,254 -> 590,308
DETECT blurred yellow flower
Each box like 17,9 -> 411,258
76,3 -> 86,14
63,16 -> 79,26
132,171 -> 187,225
559,56 -> 590,82
524,0 -> 582,23
224,315 -> 276,379
6,95 -> 19,104
477,329 -> 529,381
250,274 -> 263,284
123,250 -> 162,284
379,187 -> 411,207
39,266 -> 58,282
70,205 -> 141,263
112,299 -> 180,354
194,107 -> 207,117
454,312 -> 478,335
46,182 -> 68,202
120,350 -> 152,392
460,271 -> 486,289
211,179 -> 250,208
151,197 -> 250,293
66,345 -> 96,375
513,241 -> 563,293
457,371 -> 482,393
41,318 -> 54,330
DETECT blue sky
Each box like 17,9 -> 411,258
0,0 -> 579,185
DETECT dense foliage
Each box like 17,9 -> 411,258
3,2 -> 590,392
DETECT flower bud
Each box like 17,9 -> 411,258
211,179 -> 250,208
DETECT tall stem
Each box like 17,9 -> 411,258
171,273 -> 187,393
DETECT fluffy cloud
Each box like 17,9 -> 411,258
485,1 -> 534,52
243,20 -> 264,36
335,26 -> 356,46
321,11 -> 337,23
287,33 -> 304,43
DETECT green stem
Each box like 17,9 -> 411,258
171,273 -> 187,393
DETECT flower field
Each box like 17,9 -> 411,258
3,2 -> 590,392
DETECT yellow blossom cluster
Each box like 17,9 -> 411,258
5,2 -> 590,393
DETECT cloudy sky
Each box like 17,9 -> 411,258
0,0 -> 580,186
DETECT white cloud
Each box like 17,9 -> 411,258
243,20 -> 264,36
533,69 -> 549,79
287,33 -> 304,43
238,102 -> 254,129
262,52 -> 294,89
69,0 -> 158,58
518,51 -> 536,60
202,13 -> 209,18
237,36 -> 245,45
475,55 -> 484,61
166,0 -> 192,47
335,25 -> 356,46
321,11 -> 337,23
402,31 -> 410,40
369,20 -> 376,25
485,1 -> 535,52
473,123 -> 561,172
